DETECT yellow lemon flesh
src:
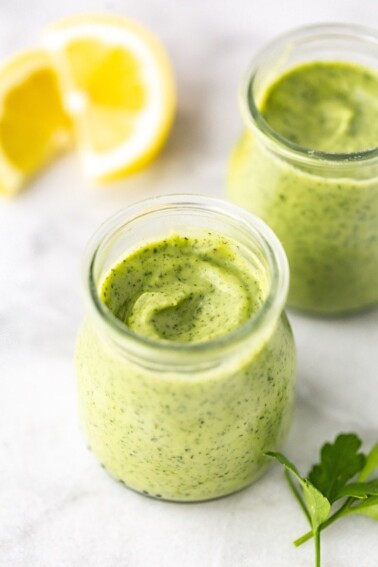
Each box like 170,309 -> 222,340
43,14 -> 176,182
0,50 -> 71,195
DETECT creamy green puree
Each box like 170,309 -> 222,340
261,62 -> 378,153
101,233 -> 262,343
76,231 -> 295,501
229,61 -> 378,313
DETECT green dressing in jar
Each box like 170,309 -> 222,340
76,196 -> 296,501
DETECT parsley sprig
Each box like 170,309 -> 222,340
267,433 -> 378,567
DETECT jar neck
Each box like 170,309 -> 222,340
81,195 -> 289,372
241,23 -> 378,176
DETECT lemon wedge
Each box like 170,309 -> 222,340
43,14 -> 176,182
0,50 -> 71,195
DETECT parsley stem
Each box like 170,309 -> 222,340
284,469 -> 311,524
315,530 -> 321,567
294,529 -> 318,547
294,498 -> 353,547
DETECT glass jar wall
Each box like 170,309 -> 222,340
75,195 -> 296,501
228,24 -> 378,314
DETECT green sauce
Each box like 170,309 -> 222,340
75,230 -> 296,501
101,232 -> 263,343
261,61 -> 378,153
229,60 -> 378,313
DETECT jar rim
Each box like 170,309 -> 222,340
240,22 -> 378,166
81,194 -> 289,369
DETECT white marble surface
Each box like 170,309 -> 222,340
1,1 -> 378,566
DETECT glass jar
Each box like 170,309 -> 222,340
228,24 -> 378,314
75,194 -> 295,502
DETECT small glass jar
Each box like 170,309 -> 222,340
75,195 -> 295,502
228,24 -> 378,314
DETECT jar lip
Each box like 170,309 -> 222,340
81,194 -> 289,367
240,22 -> 378,165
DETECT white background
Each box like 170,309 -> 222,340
0,1 -> 377,566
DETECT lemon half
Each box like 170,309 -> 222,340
0,50 -> 71,195
43,14 -> 176,182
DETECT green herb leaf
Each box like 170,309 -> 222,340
267,435 -> 378,567
267,451 -> 301,477
267,452 -> 331,531
347,496 -> 378,521
308,433 -> 366,503
358,442 -> 378,482
336,479 -> 378,500
302,481 -> 331,532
